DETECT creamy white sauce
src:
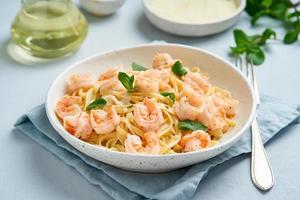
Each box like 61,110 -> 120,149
146,0 -> 239,24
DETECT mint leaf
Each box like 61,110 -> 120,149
234,29 -> 251,47
248,48 -> 265,65
262,28 -> 276,40
132,62 -> 148,71
252,28 -> 276,45
172,61 -> 187,77
118,72 -> 135,91
287,11 -> 300,19
178,120 -> 207,131
230,46 -> 246,57
261,0 -> 272,8
284,30 -> 299,44
161,92 -> 175,104
269,3 -> 288,19
251,10 -> 269,25
86,98 -> 107,111
231,28 -> 276,65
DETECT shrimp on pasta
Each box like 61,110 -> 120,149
55,53 -> 239,154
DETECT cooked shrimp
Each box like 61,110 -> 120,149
136,77 -> 159,93
125,131 -> 160,154
135,69 -> 171,93
175,96 -> 226,130
55,95 -> 82,119
63,111 -> 93,139
180,130 -> 211,152
124,134 -> 143,153
213,95 -> 239,115
99,66 -> 121,81
134,98 -> 164,131
198,99 -> 226,130
143,131 -> 160,154
182,84 -> 205,107
90,105 -> 120,134
76,112 -> 93,139
173,97 -> 200,121
152,53 -> 174,69
100,78 -> 125,94
183,73 -> 211,94
99,66 -> 125,94
67,74 -> 96,93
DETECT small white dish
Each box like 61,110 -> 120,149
143,0 -> 246,36
46,44 -> 255,173
80,0 -> 125,16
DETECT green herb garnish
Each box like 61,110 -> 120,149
229,0 -> 300,67
178,120 -> 207,131
247,0 -> 288,25
118,72 -> 135,91
230,28 -> 276,65
246,0 -> 300,44
132,62 -> 148,71
86,98 -> 107,111
161,92 -> 175,104
172,61 -> 187,77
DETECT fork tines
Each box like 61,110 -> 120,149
235,57 -> 260,106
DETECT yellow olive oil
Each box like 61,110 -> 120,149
11,0 -> 88,58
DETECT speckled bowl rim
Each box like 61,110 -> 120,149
46,43 -> 256,159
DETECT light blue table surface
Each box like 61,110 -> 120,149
1,1 -> 300,200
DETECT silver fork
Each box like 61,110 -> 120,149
236,57 -> 274,191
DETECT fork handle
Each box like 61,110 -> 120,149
251,117 -> 274,190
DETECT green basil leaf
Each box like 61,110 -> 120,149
86,98 -> 107,111
118,72 -> 135,91
172,61 -> 187,77
251,10 -> 269,25
248,48 -> 265,65
233,29 -> 251,47
251,28 -> 276,45
161,92 -> 175,104
287,11 -> 300,19
284,30 -> 299,44
269,3 -> 287,19
262,28 -> 276,40
132,62 -> 148,71
246,0 -> 265,16
178,120 -> 207,131
230,46 -> 246,57
261,0 -> 272,8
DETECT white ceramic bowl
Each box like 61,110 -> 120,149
80,0 -> 125,16
46,44 -> 255,173
143,0 -> 246,36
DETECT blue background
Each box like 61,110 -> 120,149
1,1 -> 299,199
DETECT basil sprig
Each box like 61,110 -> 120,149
230,28 -> 276,65
178,120 -> 207,131
118,72 -> 135,91
229,0 -> 300,68
132,62 -> 148,71
246,0 -> 300,44
161,92 -> 175,104
172,61 -> 187,77
86,98 -> 107,111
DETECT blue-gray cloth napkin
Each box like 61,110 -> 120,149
15,95 -> 300,200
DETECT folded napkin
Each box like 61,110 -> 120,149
15,95 -> 300,200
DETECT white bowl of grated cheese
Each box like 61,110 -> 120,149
143,0 -> 246,36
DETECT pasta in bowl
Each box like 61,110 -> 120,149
46,44 -> 255,172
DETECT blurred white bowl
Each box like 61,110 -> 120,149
80,0 -> 125,16
46,44 -> 255,173
143,0 -> 246,36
